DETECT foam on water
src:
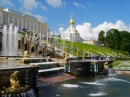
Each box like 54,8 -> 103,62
80,82 -> 105,86
105,77 -> 130,84
89,92 -> 107,96
62,84 -> 79,88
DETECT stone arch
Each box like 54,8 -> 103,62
39,50 -> 42,54
18,40 -> 21,49
24,43 -> 27,51
31,46 -> 34,52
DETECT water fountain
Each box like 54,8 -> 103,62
2,23 -> 18,56
0,24 -> 39,96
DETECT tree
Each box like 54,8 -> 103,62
98,30 -> 105,45
105,29 -> 114,49
112,29 -> 121,50
120,31 -> 130,45
105,29 -> 121,50
120,43 -> 130,55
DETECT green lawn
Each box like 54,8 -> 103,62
51,38 -> 128,57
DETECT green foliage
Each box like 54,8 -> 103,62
100,29 -> 130,55
120,31 -> 130,43
58,35 -> 61,37
19,32 -> 26,35
105,29 -> 121,50
115,58 -> 130,61
120,43 -> 130,54
98,30 -> 105,45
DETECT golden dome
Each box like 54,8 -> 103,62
69,14 -> 75,26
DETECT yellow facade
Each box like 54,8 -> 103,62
0,6 -> 49,37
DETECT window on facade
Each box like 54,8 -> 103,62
35,27 -> 36,32
3,15 -> 6,19
19,25 -> 21,29
24,20 -> 25,25
3,21 -> 6,25
15,18 -> 17,21
10,17 -> 12,20
9,17 -> 12,24
14,18 -> 18,26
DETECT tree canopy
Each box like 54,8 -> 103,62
98,29 -> 130,55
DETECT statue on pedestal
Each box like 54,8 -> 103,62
82,49 -> 86,60
76,49 -> 79,57
24,51 -> 28,60
20,51 -> 29,63
104,62 -> 108,69
8,71 -> 20,91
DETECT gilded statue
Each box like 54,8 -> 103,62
9,71 -> 20,90
104,62 -> 108,69
24,51 -> 28,59
82,49 -> 86,59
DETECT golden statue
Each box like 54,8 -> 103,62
9,71 -> 20,91
21,51 -> 29,63
1,71 -> 31,94
24,51 -> 28,59
104,62 -> 108,69
64,52 -> 69,60
82,49 -> 86,59
77,49 -> 79,57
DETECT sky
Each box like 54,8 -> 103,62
1,0 -> 130,40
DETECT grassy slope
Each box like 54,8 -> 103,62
53,38 -> 127,57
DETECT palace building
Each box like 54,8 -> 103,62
61,14 -> 83,42
0,6 -> 50,37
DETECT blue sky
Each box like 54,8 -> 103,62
1,0 -> 130,40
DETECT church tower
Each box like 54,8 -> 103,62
61,14 -> 83,42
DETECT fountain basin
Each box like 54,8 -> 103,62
1,88 -> 36,97
65,59 -> 113,77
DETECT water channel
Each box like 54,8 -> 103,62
38,74 -> 130,97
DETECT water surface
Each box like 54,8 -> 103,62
39,74 -> 130,97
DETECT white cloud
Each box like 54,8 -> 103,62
73,2 -> 86,8
46,0 -> 64,8
76,23 -> 93,40
59,27 -> 64,33
41,5 -> 48,11
25,11 -> 47,22
59,20 -> 130,41
19,0 -> 48,12
19,0 -> 38,11
92,20 -> 130,40
1,0 -> 14,6
35,15 -> 47,22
